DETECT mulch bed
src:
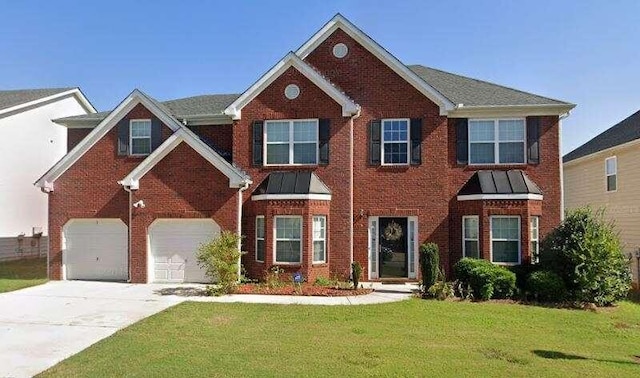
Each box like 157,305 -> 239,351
233,284 -> 373,297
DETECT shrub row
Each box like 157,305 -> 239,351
454,258 -> 516,300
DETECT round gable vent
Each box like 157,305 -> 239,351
333,43 -> 348,58
284,84 -> 300,100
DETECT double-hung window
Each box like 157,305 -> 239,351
255,216 -> 265,262
490,216 -> 521,264
530,216 -> 539,263
462,216 -> 479,259
382,119 -> 409,165
469,119 -> 525,164
274,216 -> 302,264
605,156 -> 617,192
130,119 -> 152,155
265,119 -> 318,165
312,216 -> 327,263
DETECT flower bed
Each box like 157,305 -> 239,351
233,283 -> 373,296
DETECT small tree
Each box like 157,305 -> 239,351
351,261 -> 362,289
540,208 -> 631,306
196,231 -> 242,296
419,243 -> 440,293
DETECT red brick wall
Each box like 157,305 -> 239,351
188,124 -> 233,158
67,128 -> 92,152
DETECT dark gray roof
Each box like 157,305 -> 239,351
408,65 -> 571,107
253,171 -> 331,195
563,110 -> 640,163
0,88 -> 75,111
458,170 -> 542,196
57,93 -> 240,123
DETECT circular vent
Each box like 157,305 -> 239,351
284,84 -> 300,100
333,43 -> 348,58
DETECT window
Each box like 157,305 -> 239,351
605,156 -> 617,192
530,216 -> 539,263
490,216 -> 521,264
274,216 -> 302,264
469,119 -> 525,164
130,119 -> 152,155
382,119 -> 409,165
265,119 -> 318,165
462,216 -> 480,259
312,216 -> 326,263
255,216 -> 265,262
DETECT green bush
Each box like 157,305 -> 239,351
351,261 -> 362,289
453,258 -> 516,300
539,208 -> 632,306
419,243 -> 440,292
196,231 -> 242,296
428,280 -> 454,300
314,275 -> 335,287
508,264 -> 536,293
527,270 -> 567,302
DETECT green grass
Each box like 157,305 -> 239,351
0,257 -> 47,293
40,299 -> 640,377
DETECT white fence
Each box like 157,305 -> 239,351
0,236 -> 48,261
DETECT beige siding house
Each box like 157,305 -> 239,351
564,110 -> 640,289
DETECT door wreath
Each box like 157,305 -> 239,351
382,221 -> 403,241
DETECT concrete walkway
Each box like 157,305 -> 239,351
0,281 -> 414,378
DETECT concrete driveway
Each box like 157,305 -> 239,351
0,281 -> 186,378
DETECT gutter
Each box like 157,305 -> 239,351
123,185 -> 133,283
349,108 -> 362,274
236,181 -> 251,281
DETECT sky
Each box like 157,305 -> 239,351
1,0 -> 639,155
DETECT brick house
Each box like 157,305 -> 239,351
36,14 -> 574,283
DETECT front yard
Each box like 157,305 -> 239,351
40,299 -> 640,377
0,257 -> 47,293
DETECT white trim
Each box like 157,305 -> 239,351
468,118 -> 526,165
368,216 -> 378,280
0,88 -> 96,118
448,104 -> 574,118
251,193 -> 332,201
273,215 -> 303,265
457,194 -> 543,201
381,118 -> 410,166
264,119 -> 319,166
530,216 -> 539,263
255,216 -> 265,263
295,14 -> 454,116
407,216 -> 418,279
129,119 -> 152,156
489,215 -> 521,266
462,215 -> 480,258
312,215 -> 327,264
224,52 -> 360,120
605,156 -> 617,193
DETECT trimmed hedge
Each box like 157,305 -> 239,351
419,243 -> 440,290
527,270 -> 567,302
454,258 -> 516,300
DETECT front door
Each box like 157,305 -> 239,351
378,217 -> 408,278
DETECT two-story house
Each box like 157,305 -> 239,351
36,14 -> 574,283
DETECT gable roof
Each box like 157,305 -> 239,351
224,52 -> 360,120
35,89 -> 250,191
0,87 -> 96,117
563,110 -> 640,163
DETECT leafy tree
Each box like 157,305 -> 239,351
197,231 -> 242,295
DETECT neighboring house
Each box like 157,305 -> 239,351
36,14 -> 574,283
564,110 -> 640,288
0,88 -> 95,261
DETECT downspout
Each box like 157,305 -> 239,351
558,112 -> 570,221
123,185 -> 133,283
349,108 -> 362,273
237,181 -> 250,280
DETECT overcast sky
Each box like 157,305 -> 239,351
1,0 -> 638,154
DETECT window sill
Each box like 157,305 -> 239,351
312,262 -> 328,267
262,164 -> 318,169
273,262 -> 302,266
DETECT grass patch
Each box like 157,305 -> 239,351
0,257 -> 47,293
40,299 -> 640,377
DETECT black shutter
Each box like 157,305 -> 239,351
318,118 -> 330,165
252,120 -> 264,166
527,117 -> 540,164
455,118 -> 469,165
369,120 -> 381,165
117,119 -> 129,156
410,118 -> 422,165
151,118 -> 162,150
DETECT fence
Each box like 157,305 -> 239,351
0,236 -> 48,262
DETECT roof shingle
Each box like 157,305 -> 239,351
0,88 -> 75,112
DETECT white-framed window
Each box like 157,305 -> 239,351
265,119 -> 318,165
605,156 -> 617,192
255,216 -> 265,262
130,119 -> 152,155
312,216 -> 326,263
469,118 -> 525,165
462,216 -> 480,259
490,216 -> 521,265
273,216 -> 302,264
530,216 -> 539,263
382,118 -> 410,165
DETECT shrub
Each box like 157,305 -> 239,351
508,264 -> 537,293
539,208 -> 632,306
196,231 -> 242,296
428,280 -> 454,300
454,258 -> 516,300
527,270 -> 567,302
263,266 -> 286,289
351,261 -> 362,289
314,276 -> 335,287
419,242 -> 440,292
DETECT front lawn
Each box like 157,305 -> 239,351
0,257 -> 47,293
40,299 -> 640,377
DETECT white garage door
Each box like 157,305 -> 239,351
64,219 -> 128,281
148,219 -> 220,283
